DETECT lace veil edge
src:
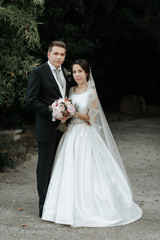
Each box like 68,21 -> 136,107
87,70 -> 132,193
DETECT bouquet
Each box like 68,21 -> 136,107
49,97 -> 77,132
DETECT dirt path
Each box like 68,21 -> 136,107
0,118 -> 160,240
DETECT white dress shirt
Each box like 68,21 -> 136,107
47,60 -> 66,98
47,61 -> 66,121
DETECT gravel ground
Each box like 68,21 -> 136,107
0,118 -> 160,240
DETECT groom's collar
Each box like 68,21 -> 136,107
47,60 -> 62,72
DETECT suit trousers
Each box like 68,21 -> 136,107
37,131 -> 63,217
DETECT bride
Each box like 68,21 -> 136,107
42,59 -> 142,227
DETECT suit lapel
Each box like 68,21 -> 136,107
62,67 -> 70,97
44,62 -> 62,96
44,62 -> 71,98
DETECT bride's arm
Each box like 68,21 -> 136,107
62,112 -> 90,124
74,112 -> 90,123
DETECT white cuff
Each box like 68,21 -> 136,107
52,112 -> 56,122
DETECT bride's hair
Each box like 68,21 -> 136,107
71,59 -> 90,81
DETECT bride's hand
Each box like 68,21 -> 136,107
86,121 -> 91,126
73,112 -> 78,118
60,116 -> 69,122
60,115 -> 73,122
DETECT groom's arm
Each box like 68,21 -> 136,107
26,69 -> 52,121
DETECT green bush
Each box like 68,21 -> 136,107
0,137 -> 15,172
0,0 -> 44,129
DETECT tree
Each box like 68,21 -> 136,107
38,0 -> 96,65
0,0 -> 44,128
38,0 -> 160,108
82,0 -> 160,106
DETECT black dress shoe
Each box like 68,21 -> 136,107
39,209 -> 42,218
39,200 -> 44,218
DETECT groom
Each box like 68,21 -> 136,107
26,41 -> 72,217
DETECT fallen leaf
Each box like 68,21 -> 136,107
18,207 -> 23,211
21,224 -> 28,227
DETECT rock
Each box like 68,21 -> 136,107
120,95 -> 146,116
0,129 -> 23,141
13,129 -> 23,141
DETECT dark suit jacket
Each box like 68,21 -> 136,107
26,62 -> 71,142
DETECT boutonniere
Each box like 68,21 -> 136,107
64,68 -> 72,82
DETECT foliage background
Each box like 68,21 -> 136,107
0,0 -> 160,129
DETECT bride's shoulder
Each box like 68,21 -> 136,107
88,88 -> 97,96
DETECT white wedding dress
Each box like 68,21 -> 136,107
42,87 -> 142,227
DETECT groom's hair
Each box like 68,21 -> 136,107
48,41 -> 66,52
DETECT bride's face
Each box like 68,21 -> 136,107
72,64 -> 87,85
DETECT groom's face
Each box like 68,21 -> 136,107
48,46 -> 66,69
